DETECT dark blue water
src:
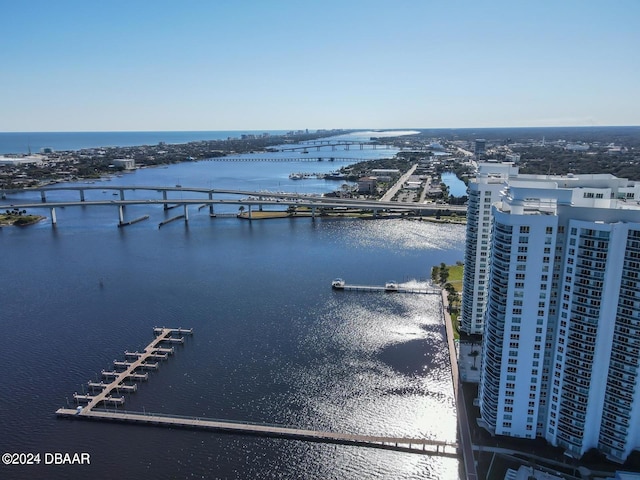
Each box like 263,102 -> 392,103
0,152 -> 464,479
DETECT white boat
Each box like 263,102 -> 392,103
332,278 -> 345,289
385,281 -> 399,292
289,173 -> 304,180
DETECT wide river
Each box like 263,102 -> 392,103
0,136 -> 465,479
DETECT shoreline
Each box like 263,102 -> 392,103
0,130 -> 354,189
0,214 -> 46,227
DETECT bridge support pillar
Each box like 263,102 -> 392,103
373,209 -> 379,218
119,189 -> 125,201
80,190 -> 85,202
259,204 -> 263,212
248,205 -> 252,221
162,191 -> 168,210
311,206 -> 316,220
50,207 -> 57,225
118,205 -> 124,226
208,193 -> 214,216
183,205 -> 189,222
41,191 -> 47,203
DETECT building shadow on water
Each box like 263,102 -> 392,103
377,338 -> 440,376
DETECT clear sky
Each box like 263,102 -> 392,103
1,0 -> 639,132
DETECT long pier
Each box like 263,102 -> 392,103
201,156 -> 372,162
55,408 -> 458,457
56,325 -> 458,458
278,142 -> 391,152
332,281 -> 440,295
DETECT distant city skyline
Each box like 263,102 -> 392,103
2,0 -> 639,132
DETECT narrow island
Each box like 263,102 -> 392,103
0,208 -> 44,227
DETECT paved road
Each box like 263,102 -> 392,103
380,164 -> 418,201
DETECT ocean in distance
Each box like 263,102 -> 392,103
0,134 -> 464,479
0,129 -> 420,154
0,130 -> 289,155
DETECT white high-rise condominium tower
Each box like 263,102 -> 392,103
461,163 -> 519,335
473,169 -> 640,463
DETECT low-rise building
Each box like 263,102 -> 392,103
112,158 -> 136,170
357,176 -> 377,194
0,155 -> 45,166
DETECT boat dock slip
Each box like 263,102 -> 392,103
55,408 -> 458,457
151,347 -> 174,354
153,327 -> 193,335
102,371 -> 149,381
125,350 -> 168,360
61,327 -> 191,412
73,394 -> 124,405
88,382 -> 137,392
113,360 -> 159,370
162,337 -> 185,344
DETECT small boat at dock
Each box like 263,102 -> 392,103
384,281 -> 399,292
332,278 -> 345,289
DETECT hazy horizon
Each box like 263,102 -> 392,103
2,125 -> 639,134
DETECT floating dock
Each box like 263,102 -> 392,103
62,327 -> 191,412
102,370 -> 149,381
153,327 -> 193,335
73,394 -> 125,405
88,381 -> 137,393
125,350 -> 169,360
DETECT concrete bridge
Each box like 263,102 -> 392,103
279,142 -> 391,152
1,185 -> 466,227
199,156 -> 372,162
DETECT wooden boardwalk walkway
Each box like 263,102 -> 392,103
55,408 -> 458,457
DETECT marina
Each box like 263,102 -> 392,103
63,327 -> 192,412
56,324 -> 458,459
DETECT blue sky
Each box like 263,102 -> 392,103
1,0 -> 638,131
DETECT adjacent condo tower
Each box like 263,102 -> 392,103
467,164 -> 640,463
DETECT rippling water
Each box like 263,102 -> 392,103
0,159 -> 465,479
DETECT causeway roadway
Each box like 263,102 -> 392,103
0,186 -> 467,213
